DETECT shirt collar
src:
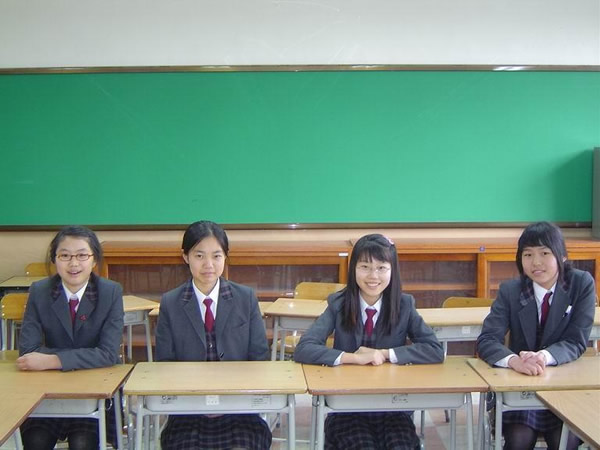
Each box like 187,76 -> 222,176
62,281 -> 88,302
359,294 -> 382,314
192,278 -> 220,305
532,281 -> 556,304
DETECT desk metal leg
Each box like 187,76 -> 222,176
310,395 -> 318,450
477,392 -> 485,450
127,325 -> 133,362
466,393 -> 474,450
279,331 -> 287,361
98,399 -> 107,450
114,391 -> 124,450
144,313 -> 153,362
450,408 -> 456,450
271,318 -> 280,361
12,428 -> 23,450
288,394 -> 296,450
495,392 -> 503,450
316,395 -> 325,450
135,397 -> 144,450
1,318 -> 6,351
558,423 -> 569,450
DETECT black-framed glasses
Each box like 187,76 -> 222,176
56,253 -> 94,262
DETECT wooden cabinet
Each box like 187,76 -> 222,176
101,237 -> 600,304
101,241 -> 349,301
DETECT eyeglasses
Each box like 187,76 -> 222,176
356,264 -> 391,275
56,253 -> 94,262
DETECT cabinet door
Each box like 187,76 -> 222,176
108,262 -> 189,300
479,252 -> 600,299
397,254 -> 477,308
227,256 -> 348,301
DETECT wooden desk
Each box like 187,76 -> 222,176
0,389 -> 45,446
264,298 -> 327,360
537,390 -> 600,449
303,357 -> 488,450
123,295 -> 159,362
124,360 -> 307,450
468,357 -> 600,450
0,358 -> 133,450
0,276 -> 44,295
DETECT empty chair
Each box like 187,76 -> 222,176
294,281 -> 346,300
442,296 -> 493,308
25,262 -> 55,276
1,293 -> 28,350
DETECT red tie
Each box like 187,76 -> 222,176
540,291 -> 552,327
69,295 -> 79,325
365,308 -> 376,337
203,297 -> 215,333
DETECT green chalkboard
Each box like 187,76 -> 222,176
1,71 -> 598,226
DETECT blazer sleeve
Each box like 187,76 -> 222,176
545,270 -> 596,364
294,296 -> 343,366
392,295 -> 445,364
246,291 -> 270,361
476,281 -> 514,365
19,281 -> 48,356
155,292 -> 176,362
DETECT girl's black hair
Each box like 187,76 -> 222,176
516,221 -> 571,283
182,221 -> 229,256
341,234 -> 402,335
47,225 -> 102,274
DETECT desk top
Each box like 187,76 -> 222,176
418,307 -> 490,326
536,390 -> 600,448
468,357 -> 600,392
0,363 -> 134,399
124,361 -> 307,396
123,295 -> 159,312
147,301 -> 270,318
264,298 -> 327,318
303,356 -> 488,395
0,350 -> 18,362
0,390 -> 45,446
0,276 -> 44,288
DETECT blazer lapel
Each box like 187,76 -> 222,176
50,278 -> 74,341
181,280 -> 206,346
74,277 -> 98,335
215,278 -> 233,343
517,287 -> 538,350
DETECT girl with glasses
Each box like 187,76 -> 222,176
155,220 -> 271,450
477,222 -> 596,450
295,233 -> 444,450
17,225 -> 124,450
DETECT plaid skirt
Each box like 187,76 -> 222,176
160,414 -> 272,450
324,412 -> 420,450
19,400 -> 119,447
502,410 -> 562,433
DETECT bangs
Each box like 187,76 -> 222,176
356,242 -> 393,264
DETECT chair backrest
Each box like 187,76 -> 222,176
1,293 -> 29,320
442,296 -> 493,308
294,282 -> 346,300
25,262 -> 54,276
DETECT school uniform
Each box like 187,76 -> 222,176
477,268 -> 596,433
18,273 -> 124,444
155,277 -> 271,450
294,291 -> 445,450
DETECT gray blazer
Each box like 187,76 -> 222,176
155,278 -> 269,362
294,291 -> 444,366
477,268 -> 596,365
19,274 -> 124,371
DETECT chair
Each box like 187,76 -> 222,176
25,262 -> 54,276
1,293 -> 28,350
293,282 -> 346,300
276,282 -> 345,359
442,296 -> 494,308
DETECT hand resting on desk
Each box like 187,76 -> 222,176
16,352 -> 62,371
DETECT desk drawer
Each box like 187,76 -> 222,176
124,311 -> 145,324
33,399 -> 98,415
326,393 -> 466,410
145,394 -> 287,412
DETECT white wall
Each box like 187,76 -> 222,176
0,0 -> 598,68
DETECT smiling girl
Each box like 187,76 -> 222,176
17,225 -> 124,449
295,233 -> 444,450
477,221 -> 596,450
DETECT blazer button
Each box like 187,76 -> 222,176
208,343 -> 213,349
